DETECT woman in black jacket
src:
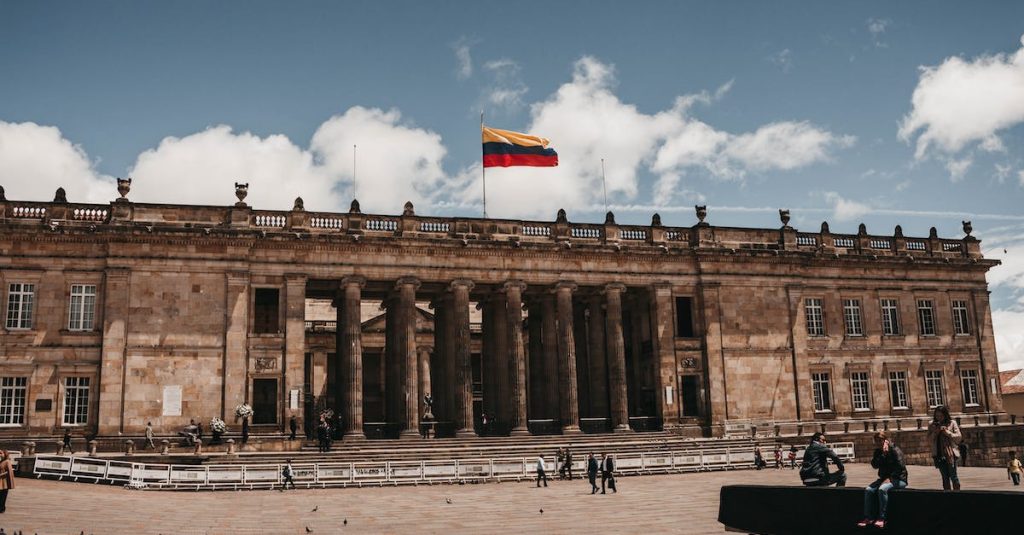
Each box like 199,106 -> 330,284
858,431 -> 908,529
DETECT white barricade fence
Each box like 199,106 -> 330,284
30,442 -> 855,489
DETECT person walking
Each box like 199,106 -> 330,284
799,433 -> 846,487
62,429 -> 74,455
556,448 -> 565,479
536,455 -> 548,487
144,422 -> 156,450
927,405 -> 962,490
774,446 -> 783,469
754,445 -> 764,470
289,415 -> 298,440
587,453 -> 599,494
788,445 -> 798,469
563,448 -> 574,481
1008,452 -> 1022,486
0,450 -> 13,513
601,453 -> 617,494
857,432 -> 908,530
281,459 -> 296,491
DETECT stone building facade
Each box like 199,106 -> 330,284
0,184 -> 1005,440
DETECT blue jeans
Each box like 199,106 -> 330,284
937,458 -> 960,489
864,478 -> 906,520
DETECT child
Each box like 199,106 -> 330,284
1009,451 -> 1022,486
788,445 -> 798,469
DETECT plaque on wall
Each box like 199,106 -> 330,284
255,357 -> 277,372
35,398 -> 52,412
163,385 -> 182,416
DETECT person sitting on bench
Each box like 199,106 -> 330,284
799,432 -> 846,487
179,420 -> 199,446
858,431 -> 908,529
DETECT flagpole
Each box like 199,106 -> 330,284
352,144 -> 358,201
601,158 -> 608,213
481,111 -> 487,219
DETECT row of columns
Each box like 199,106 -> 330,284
332,277 -> 631,438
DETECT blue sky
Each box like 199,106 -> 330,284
2,1 -> 1023,367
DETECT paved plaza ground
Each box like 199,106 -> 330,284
1,463 -> 1020,534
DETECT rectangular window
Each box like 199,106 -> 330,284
811,372 -> 832,412
5,283 -> 35,329
925,370 -> 945,408
916,299 -> 935,336
674,297 -> 695,338
850,372 -> 871,411
843,299 -> 863,336
960,369 -> 979,406
888,371 -> 909,409
805,298 -> 825,337
952,300 -> 971,335
68,284 -> 97,331
0,377 -> 27,426
881,298 -> 901,335
253,288 -> 280,334
63,376 -> 90,426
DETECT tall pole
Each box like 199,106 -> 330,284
352,144 -> 358,201
481,111 -> 488,219
601,158 -> 608,214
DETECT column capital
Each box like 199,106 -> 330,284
448,278 -> 475,292
416,345 -> 433,354
602,282 -> 627,295
650,281 -> 673,294
502,280 -> 528,294
554,280 -> 578,293
395,276 -> 421,291
341,275 -> 366,289
285,273 -> 308,284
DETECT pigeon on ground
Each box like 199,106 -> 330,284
305,527 -> 313,533
311,506 -> 319,512
343,519 -> 348,526
445,497 -> 452,504
539,509 -> 544,514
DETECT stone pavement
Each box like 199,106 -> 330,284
1,463 -> 1020,534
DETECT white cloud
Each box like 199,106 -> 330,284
982,224 -> 1024,370
767,48 -> 793,73
1019,169 -> 1024,186
452,38 -> 473,80
994,309 -> 1024,371
723,122 -> 855,173
866,18 -> 890,48
945,156 -> 972,182
994,163 -> 1012,183
480,59 -> 528,113
0,121 -> 112,203
823,191 -> 871,221
899,34 -> 1024,160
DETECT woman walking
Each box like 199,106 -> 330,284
0,449 -> 14,513
927,405 -> 962,490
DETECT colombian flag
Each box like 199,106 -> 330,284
482,126 -> 559,168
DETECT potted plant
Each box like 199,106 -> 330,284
235,404 -> 253,443
210,417 -> 227,444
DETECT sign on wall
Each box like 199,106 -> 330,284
163,385 -> 182,416
289,389 -> 299,411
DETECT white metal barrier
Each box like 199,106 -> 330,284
30,442 -> 855,490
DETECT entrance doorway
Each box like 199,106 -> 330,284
680,375 -> 701,418
252,378 -> 278,425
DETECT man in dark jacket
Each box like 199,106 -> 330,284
587,453 -> 599,494
601,453 -> 617,494
858,432 -> 908,529
799,432 -> 846,487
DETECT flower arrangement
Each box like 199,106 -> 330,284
210,417 -> 227,434
235,404 -> 253,419
319,408 -> 335,422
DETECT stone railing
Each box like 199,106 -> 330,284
0,196 -> 986,260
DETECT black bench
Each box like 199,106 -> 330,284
719,484 -> 1023,534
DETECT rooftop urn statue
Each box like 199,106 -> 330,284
858,223 -> 867,235
293,196 -> 304,211
349,199 -> 361,213
555,208 -> 568,224
821,221 -> 830,234
695,204 -> 707,224
894,224 -> 903,238
403,201 -> 415,216
962,220 -> 973,237
779,209 -> 791,227
605,211 -> 616,225
929,226 -> 938,239
116,177 -> 132,201
234,182 -> 249,205
651,213 -> 662,227
54,187 -> 67,203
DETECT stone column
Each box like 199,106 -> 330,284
504,280 -> 529,435
479,297 -> 497,423
341,276 -> 365,439
541,295 -> 560,420
331,292 -> 344,414
417,346 -> 432,420
701,283 -> 728,435
431,296 -> 450,423
604,283 -> 631,432
527,301 -> 544,419
972,289 -> 1003,412
224,272 -> 250,422
284,274 -> 308,433
489,294 -> 510,428
650,283 -> 679,427
573,301 -> 591,418
99,268 -> 130,435
396,277 -> 421,438
450,279 -> 476,436
383,297 -> 400,424
587,295 -> 609,418
555,281 -> 581,433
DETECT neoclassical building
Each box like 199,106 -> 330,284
0,182 -> 1005,440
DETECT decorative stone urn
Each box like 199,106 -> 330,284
234,182 -> 249,206
116,177 -> 132,201
695,204 -> 707,224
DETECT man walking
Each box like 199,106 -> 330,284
62,429 -> 74,455
536,455 -> 548,487
587,453 -> 599,494
563,448 -> 574,481
144,422 -> 156,450
281,459 -> 296,491
799,432 -> 846,487
601,453 -> 617,494
289,415 -> 298,440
